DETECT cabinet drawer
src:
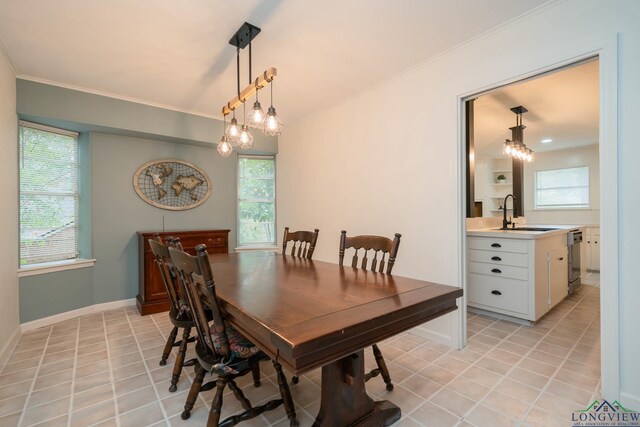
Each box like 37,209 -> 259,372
469,262 -> 528,281
468,273 -> 529,315
468,237 -> 528,254
468,249 -> 528,268
172,234 -> 227,250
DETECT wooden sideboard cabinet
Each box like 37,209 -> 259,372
136,229 -> 230,315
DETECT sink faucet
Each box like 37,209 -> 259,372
502,194 -> 519,229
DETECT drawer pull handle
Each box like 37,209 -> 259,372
491,268 -> 502,274
491,290 -> 502,295
491,256 -> 502,261
491,243 -> 501,248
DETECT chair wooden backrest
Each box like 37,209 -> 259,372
282,227 -> 319,259
169,244 -> 231,360
148,236 -> 187,319
339,230 -> 401,274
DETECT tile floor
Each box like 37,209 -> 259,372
1,281 -> 601,427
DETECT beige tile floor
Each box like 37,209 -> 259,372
0,280 -> 601,426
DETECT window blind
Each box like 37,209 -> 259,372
19,122 -> 79,265
535,166 -> 589,209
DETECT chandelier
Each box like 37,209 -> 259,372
503,106 -> 533,162
217,22 -> 283,158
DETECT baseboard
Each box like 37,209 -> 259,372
620,392 -> 640,412
0,326 -> 21,369
20,298 -> 136,333
409,325 -> 453,347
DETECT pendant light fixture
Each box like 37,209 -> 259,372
217,22 -> 283,157
238,103 -> 254,149
217,115 -> 233,157
264,79 -> 283,136
503,106 -> 534,162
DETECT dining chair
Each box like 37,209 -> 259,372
148,236 -> 197,393
282,227 -> 319,259
339,230 -> 402,391
283,227 -> 319,385
169,244 -> 298,427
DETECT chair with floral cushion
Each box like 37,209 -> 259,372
169,244 -> 298,426
148,236 -> 198,392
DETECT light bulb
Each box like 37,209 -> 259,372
217,135 -> 233,157
238,125 -> 254,149
504,144 -> 511,155
226,116 -> 240,141
264,106 -> 284,136
247,100 -> 265,129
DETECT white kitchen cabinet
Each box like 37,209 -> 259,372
548,247 -> 569,309
467,233 -> 569,321
585,226 -> 600,271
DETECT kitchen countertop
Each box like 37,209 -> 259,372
467,224 -> 584,240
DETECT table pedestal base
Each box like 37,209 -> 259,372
313,350 -> 401,427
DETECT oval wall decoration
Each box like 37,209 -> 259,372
133,159 -> 212,210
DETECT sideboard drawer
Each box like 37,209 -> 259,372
468,273 -> 529,315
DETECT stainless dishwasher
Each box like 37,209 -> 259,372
567,229 -> 583,293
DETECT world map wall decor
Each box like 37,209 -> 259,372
133,159 -> 212,210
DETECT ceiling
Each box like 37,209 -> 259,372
0,0 -> 549,123
474,59 -> 599,158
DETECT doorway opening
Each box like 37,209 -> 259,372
458,55 -> 615,409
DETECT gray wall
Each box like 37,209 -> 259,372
17,80 -> 277,323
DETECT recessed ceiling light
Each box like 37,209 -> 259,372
541,138 -> 553,143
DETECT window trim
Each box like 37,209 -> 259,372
236,154 -> 277,247
18,258 -> 96,278
19,121 -> 81,266
534,165 -> 590,210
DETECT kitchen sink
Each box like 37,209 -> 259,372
493,227 -> 560,232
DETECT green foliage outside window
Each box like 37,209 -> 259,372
238,156 -> 275,245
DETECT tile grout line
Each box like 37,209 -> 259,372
16,325 -> 54,427
124,310 -> 171,424
518,298 -> 600,424
410,286 -> 594,426
102,310 -> 122,427
65,318 -> 81,427
415,317 -> 524,424
501,287 -> 597,425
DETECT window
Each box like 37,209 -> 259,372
237,155 -> 276,246
535,166 -> 589,209
19,122 -> 79,265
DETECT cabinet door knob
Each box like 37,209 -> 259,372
491,268 -> 502,274
491,243 -> 501,248
491,256 -> 502,261
558,257 -> 564,261
491,290 -> 502,295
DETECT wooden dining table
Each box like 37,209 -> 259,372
209,251 -> 463,426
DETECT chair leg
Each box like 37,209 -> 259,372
170,326 -> 191,392
372,343 -> 394,391
160,325 -> 179,366
251,361 -> 261,387
182,363 -> 206,420
273,360 -> 298,427
207,378 -> 227,427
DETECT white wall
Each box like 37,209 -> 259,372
524,144 -> 600,225
278,0 -> 640,404
0,46 -> 19,363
